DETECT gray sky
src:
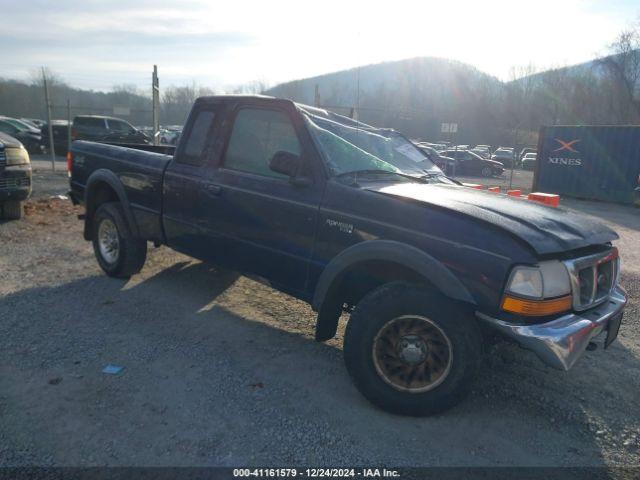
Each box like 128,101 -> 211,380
1,0 -> 637,93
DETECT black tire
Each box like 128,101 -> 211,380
92,202 -> 147,278
2,201 -> 24,220
343,282 -> 482,416
481,166 -> 493,177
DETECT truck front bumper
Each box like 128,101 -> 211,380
476,286 -> 627,371
0,165 -> 32,202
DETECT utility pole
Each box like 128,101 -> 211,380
152,65 -> 160,146
509,127 -> 517,190
42,67 -> 55,171
510,121 -> 523,190
314,84 -> 320,108
66,99 -> 72,158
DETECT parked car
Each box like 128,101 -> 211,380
416,144 -> 456,175
72,115 -> 150,144
41,120 -> 71,155
491,148 -> 516,168
69,95 -> 627,416
21,118 -> 45,129
519,147 -> 536,160
0,116 -> 43,153
159,127 -> 182,145
0,132 -> 32,219
443,148 -> 505,177
522,152 -> 537,170
471,145 -> 491,159
422,142 -> 449,152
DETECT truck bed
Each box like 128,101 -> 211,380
100,142 -> 177,156
69,140 -> 174,242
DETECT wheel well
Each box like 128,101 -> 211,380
339,260 -> 430,309
84,181 -> 119,240
314,260 -> 436,342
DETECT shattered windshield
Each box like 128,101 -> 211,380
299,107 -> 441,178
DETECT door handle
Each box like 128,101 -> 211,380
202,183 -> 222,196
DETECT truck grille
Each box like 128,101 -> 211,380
0,177 -> 31,189
564,249 -> 619,311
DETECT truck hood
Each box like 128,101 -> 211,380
366,182 -> 618,255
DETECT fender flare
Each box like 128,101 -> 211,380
313,240 -> 476,309
84,169 -> 139,239
312,240 -> 476,341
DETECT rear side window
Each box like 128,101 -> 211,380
75,117 -> 106,129
178,109 -> 216,166
107,119 -> 131,132
223,108 -> 301,178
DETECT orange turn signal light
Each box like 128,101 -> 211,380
501,295 -> 572,316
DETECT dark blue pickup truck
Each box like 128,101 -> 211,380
69,95 -> 627,416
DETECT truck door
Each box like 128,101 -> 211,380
163,104 -> 225,262
205,104 -> 324,297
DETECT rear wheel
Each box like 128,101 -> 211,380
92,202 -> 147,278
343,282 -> 482,416
2,201 -> 24,220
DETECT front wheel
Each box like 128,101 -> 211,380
92,202 -> 147,278
343,283 -> 482,416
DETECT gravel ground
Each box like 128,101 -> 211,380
28,157 -> 69,198
0,168 -> 638,467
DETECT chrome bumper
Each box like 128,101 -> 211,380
476,286 -> 627,371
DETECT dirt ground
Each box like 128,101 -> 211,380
0,167 -> 638,467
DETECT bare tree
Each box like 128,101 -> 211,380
599,22 -> 640,122
161,83 -> 216,124
231,80 -> 269,94
112,84 -> 140,95
29,67 -> 67,89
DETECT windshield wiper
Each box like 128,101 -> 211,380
335,169 -> 427,184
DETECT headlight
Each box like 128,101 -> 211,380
5,146 -> 30,165
502,261 -> 572,316
505,261 -> 570,299
506,266 -> 543,298
539,261 -> 571,297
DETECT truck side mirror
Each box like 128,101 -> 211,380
269,151 -> 301,177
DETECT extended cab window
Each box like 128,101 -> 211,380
178,110 -> 216,165
224,108 -> 301,178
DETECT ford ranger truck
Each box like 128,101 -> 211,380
68,96 -> 627,416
